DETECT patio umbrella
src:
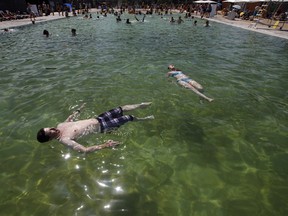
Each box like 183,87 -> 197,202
194,0 -> 217,3
64,3 -> 72,12
232,5 -> 242,9
223,0 -> 249,2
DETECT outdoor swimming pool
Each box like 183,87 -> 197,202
0,12 -> 288,215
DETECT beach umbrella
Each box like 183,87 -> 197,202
194,0 -> 218,3
223,0 -> 250,2
232,4 -> 242,9
64,3 -> 72,12
223,0 -> 241,2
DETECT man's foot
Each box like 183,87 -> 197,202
145,115 -> 155,120
139,102 -> 152,108
208,98 -> 214,102
134,115 -> 155,121
122,102 -> 152,111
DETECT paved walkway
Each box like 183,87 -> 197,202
208,15 -> 288,40
1,10 -> 287,40
0,14 -> 65,29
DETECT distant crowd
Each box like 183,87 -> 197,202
1,2 -> 220,23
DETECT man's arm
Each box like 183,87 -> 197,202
60,139 -> 120,153
65,103 -> 86,122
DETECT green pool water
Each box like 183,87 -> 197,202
0,12 -> 288,216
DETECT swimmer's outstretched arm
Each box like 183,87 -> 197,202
166,69 -> 181,77
166,72 -> 173,77
65,103 -> 86,122
61,139 -> 120,153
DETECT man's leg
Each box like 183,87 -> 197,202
121,102 -> 152,111
133,115 -> 155,121
98,103 -> 153,123
98,107 -> 123,121
121,102 -> 154,121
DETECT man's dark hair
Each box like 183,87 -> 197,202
37,128 -> 50,143
43,29 -> 49,37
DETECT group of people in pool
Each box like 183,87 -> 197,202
35,11 -> 210,37
169,16 -> 210,27
36,64 -> 213,154
116,14 -> 146,24
80,10 -> 209,26
42,28 -> 77,37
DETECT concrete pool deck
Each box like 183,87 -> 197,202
0,14 -> 66,29
1,10 -> 287,40
207,14 -> 288,40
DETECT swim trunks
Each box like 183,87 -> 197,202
96,107 -> 134,133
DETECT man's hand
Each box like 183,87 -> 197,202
77,103 -> 86,112
105,140 -> 121,148
65,103 -> 86,122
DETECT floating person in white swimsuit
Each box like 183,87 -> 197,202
167,65 -> 214,102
